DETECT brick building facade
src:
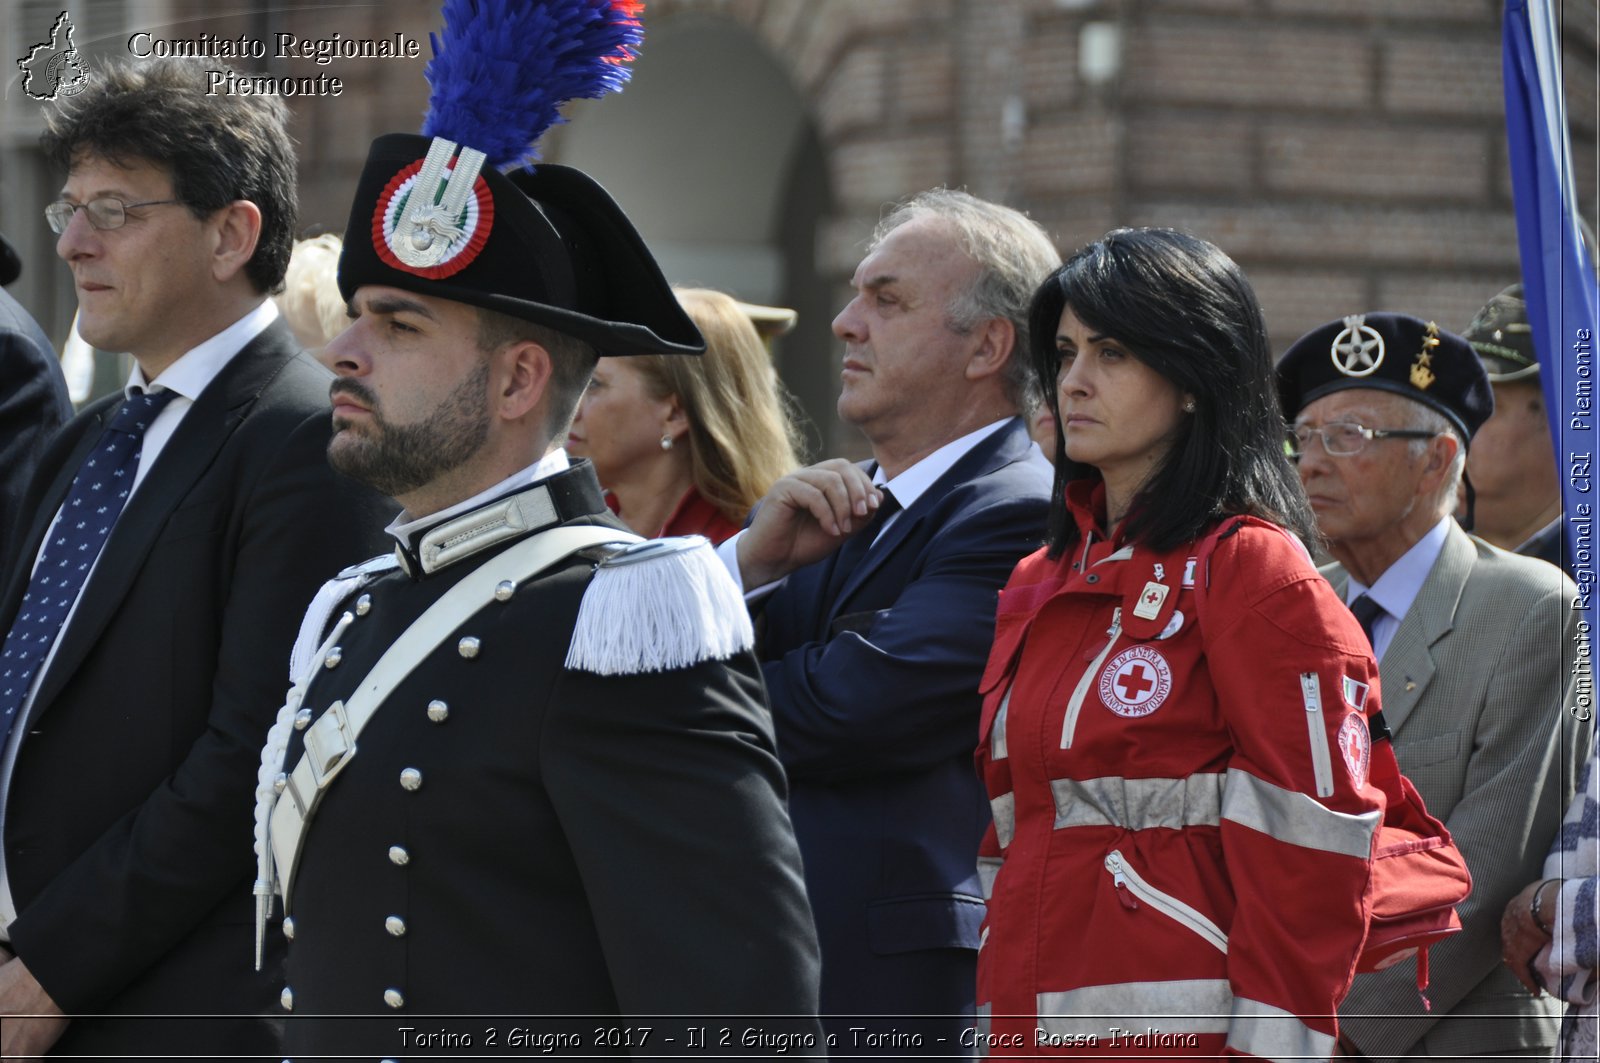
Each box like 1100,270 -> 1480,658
2,0 -> 1595,455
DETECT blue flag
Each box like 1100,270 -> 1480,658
1504,0 -> 1600,683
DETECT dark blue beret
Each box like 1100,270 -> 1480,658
1277,312 -> 1493,444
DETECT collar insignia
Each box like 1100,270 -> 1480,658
1330,314 -> 1385,377
374,136 -> 493,278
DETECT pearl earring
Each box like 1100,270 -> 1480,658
1183,399 -> 1196,413
660,434 -> 673,450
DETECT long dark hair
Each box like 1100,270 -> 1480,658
1030,228 -> 1315,557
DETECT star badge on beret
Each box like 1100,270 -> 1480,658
1410,321 -> 1440,390
1330,314 -> 1385,377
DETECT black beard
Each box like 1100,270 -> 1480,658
327,360 -> 491,498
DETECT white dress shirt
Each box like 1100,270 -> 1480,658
1345,516 -> 1452,662
0,301 -> 279,937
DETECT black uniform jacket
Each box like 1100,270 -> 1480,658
275,464 -> 822,1060
0,320 -> 394,1058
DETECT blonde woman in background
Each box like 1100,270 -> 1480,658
567,287 -> 803,542
273,234 -> 346,350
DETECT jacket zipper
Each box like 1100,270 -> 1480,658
1061,607 -> 1120,749
1301,672 -> 1334,798
1104,849 -> 1229,953
991,686 -> 1011,760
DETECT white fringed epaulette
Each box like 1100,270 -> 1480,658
564,535 -> 753,675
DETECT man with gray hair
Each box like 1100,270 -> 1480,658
723,188 -> 1060,1044
1279,312 -> 1587,1061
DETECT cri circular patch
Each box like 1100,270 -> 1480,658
1338,711 -> 1371,788
372,159 -> 494,279
1099,646 -> 1173,718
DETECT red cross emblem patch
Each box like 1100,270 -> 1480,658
1099,645 -> 1173,718
1338,711 -> 1371,788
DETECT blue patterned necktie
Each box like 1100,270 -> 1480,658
0,387 -> 178,745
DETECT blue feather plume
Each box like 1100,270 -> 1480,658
421,0 -> 643,171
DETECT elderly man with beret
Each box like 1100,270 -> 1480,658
1280,313 -> 1590,1061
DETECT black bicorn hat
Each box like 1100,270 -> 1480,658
1277,312 -> 1494,444
338,134 -> 703,357
335,0 -> 702,358
1462,284 -> 1538,383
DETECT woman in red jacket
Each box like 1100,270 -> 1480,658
975,229 -> 1384,1059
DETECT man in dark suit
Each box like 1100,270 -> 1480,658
727,189 -> 1060,1045
0,269 -> 71,569
0,59 -> 391,1057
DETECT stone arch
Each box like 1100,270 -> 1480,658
545,8 -> 840,455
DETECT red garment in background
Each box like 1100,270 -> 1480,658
604,486 -> 741,545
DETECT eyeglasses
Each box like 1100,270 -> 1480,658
45,197 -> 182,234
1288,421 -> 1438,459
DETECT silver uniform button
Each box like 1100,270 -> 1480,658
356,593 -> 372,616
388,845 -> 410,866
399,768 -> 423,791
323,647 -> 342,669
280,986 -> 294,1011
457,636 -> 480,659
282,917 -> 295,940
293,708 -> 313,730
273,772 -> 287,794
385,915 -> 407,937
426,699 -> 449,723
494,579 -> 516,601
384,987 -> 405,1009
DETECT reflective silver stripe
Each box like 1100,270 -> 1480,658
977,856 -> 1003,900
991,791 -> 1016,849
976,1002 -> 991,1043
1226,996 -> 1335,1062
1062,608 -> 1120,749
991,687 -> 1010,760
1037,979 -> 1231,1038
1221,767 -> 1379,859
1052,773 -> 1224,831
1301,672 -> 1335,798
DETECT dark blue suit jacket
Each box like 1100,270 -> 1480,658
1,321 -> 394,1056
758,417 -> 1051,1019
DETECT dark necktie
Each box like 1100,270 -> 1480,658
824,487 -> 901,604
0,388 -> 178,746
1348,593 -> 1384,653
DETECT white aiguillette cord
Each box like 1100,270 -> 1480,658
253,523 -> 639,968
